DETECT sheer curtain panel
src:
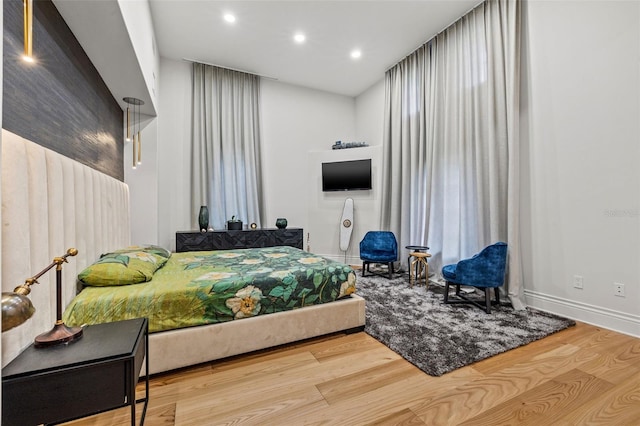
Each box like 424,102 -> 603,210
381,0 -> 524,308
191,63 -> 264,230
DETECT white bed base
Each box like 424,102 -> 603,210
1,130 -> 366,372
146,294 -> 365,375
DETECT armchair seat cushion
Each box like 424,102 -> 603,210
362,252 -> 397,262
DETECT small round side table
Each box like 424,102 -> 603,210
405,245 -> 431,288
405,245 -> 429,269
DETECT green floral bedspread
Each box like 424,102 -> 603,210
63,246 -> 356,333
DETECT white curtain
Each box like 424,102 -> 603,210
381,0 -> 524,309
191,63 -> 264,230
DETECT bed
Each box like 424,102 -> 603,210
64,245 -> 365,374
1,130 -> 366,374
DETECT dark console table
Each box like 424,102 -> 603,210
176,228 -> 303,252
2,318 -> 149,426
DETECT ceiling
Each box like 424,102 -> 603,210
54,0 -> 481,116
149,0 -> 481,97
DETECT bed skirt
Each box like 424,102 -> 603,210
144,293 -> 366,375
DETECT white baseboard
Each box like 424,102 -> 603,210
525,289 -> 640,338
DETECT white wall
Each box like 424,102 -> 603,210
311,78 -> 387,264
125,115 -> 158,245
356,79 -> 385,148
521,0 -> 640,336
258,78 -> 386,264
260,79 -> 356,229
306,146 -> 381,264
117,0 -> 160,111
260,79 -> 378,262
156,58 -> 192,251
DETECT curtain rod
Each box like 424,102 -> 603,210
182,58 -> 278,81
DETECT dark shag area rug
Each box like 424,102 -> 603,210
355,271 -> 575,376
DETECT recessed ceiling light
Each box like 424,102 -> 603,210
294,33 -> 306,44
350,49 -> 362,60
223,13 -> 236,23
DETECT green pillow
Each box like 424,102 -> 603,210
79,251 -> 167,286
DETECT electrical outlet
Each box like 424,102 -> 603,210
614,282 -> 625,297
573,275 -> 583,289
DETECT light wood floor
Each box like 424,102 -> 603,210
65,321 -> 640,425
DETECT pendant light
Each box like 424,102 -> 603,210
136,102 -> 142,166
23,0 -> 34,62
125,106 -> 131,142
123,97 -> 145,169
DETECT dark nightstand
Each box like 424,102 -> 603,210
2,318 -> 149,426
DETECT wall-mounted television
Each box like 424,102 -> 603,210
322,159 -> 372,192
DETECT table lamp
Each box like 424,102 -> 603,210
1,248 -> 83,347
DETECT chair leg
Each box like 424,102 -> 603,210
362,262 -> 366,277
444,283 -> 498,313
485,288 -> 491,314
495,287 -> 501,304
388,262 -> 394,279
410,260 -> 416,287
416,259 -> 428,288
423,260 -> 429,291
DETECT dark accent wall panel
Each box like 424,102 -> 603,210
3,0 -> 123,181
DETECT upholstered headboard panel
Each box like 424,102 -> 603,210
1,130 -> 130,365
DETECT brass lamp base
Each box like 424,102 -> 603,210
34,320 -> 83,348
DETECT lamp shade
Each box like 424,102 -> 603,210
1,290 -> 35,332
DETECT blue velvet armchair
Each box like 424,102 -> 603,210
441,242 -> 508,313
359,231 -> 398,279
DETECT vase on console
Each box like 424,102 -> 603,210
198,206 -> 209,232
275,218 -> 288,229
227,215 -> 243,230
